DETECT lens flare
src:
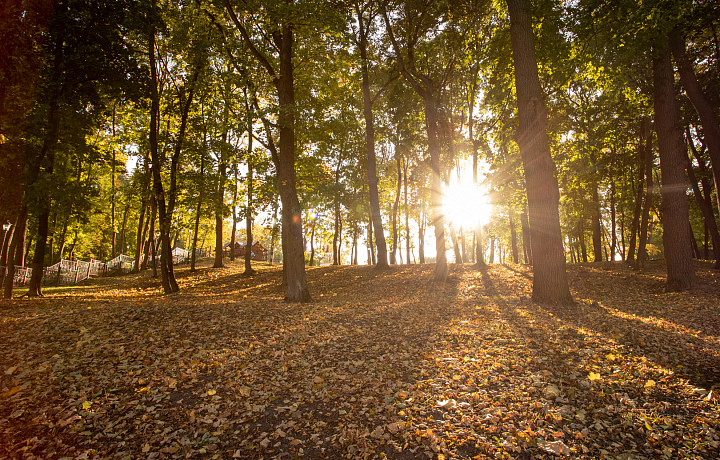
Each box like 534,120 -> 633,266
442,181 -> 492,229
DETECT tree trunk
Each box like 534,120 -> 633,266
507,0 -> 572,304
269,199 -> 279,265
687,128 -> 720,265
191,149 -> 205,271
578,215 -> 587,263
391,148 -> 401,264
424,96 -> 449,280
357,7 -> 388,268
309,217 -> 315,266
118,201 -> 130,255
610,180 -> 617,261
13,215 -> 27,268
404,160 -> 410,265
143,196 -> 156,272
637,140 -> 654,270
56,214 -> 69,264
448,223 -> 461,264
489,236 -> 495,264
367,215 -> 374,265
685,138 -> 720,265
670,28 -> 720,217
418,209 -> 426,264
332,156 -> 342,265
275,23 -> 310,301
352,223 -> 358,265
214,90 -> 230,269
148,16 -> 177,294
244,92 -> 256,276
510,210 -> 519,263
3,205 -> 27,299
521,210 -> 532,264
111,120 -> 117,258
133,197 -> 147,273
230,163 -> 238,262
652,42 -> 695,290
627,119 -> 650,263
590,153 -> 603,262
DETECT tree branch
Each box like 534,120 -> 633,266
222,0 -> 277,80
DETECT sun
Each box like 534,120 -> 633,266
442,180 -> 492,229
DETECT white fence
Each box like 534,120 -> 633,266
2,247 -> 198,287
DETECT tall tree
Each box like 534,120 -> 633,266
223,0 -> 310,301
506,0 -> 572,305
382,0 -> 462,281
354,1 -> 389,268
652,42 -> 695,290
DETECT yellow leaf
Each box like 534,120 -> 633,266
588,372 -> 601,381
207,389 -> 217,396
605,353 -> 616,361
2,386 -> 21,398
82,401 -> 92,410
644,380 -> 656,388
644,419 -> 653,431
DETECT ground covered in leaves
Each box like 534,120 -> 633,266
1,259 -> 719,459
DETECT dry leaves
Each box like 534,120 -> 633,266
1,259 -> 719,458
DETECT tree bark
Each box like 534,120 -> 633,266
507,0 -> 572,304
652,42 -> 695,290
274,22 -> 310,300
191,147 -> 205,271
521,210 -> 532,264
3,205 -> 26,299
143,196 -> 156,272
213,83 -> 230,269
133,197 -> 147,273
670,28 -> 720,217
111,109 -> 117,258
230,163 -> 238,262
244,89 -> 256,276
391,147 -> 401,264
590,153 -> 603,262
578,217 -> 588,263
610,180 -> 616,260
509,210 -> 519,263
148,15 -> 178,294
637,138 -> 654,270
685,137 -> 720,265
404,158 -> 410,265
627,118 -> 650,264
357,7 -> 388,268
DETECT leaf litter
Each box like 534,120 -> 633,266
1,259 -> 719,459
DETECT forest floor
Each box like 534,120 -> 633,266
1,259 -> 719,459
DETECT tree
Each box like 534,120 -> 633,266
652,42 -> 695,290
223,0 -> 311,301
382,0 -> 464,281
354,1 -> 389,268
505,0 -> 572,305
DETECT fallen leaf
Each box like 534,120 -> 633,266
541,440 -> 571,456
2,386 -> 21,398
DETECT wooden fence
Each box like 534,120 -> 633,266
2,247 -> 210,288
